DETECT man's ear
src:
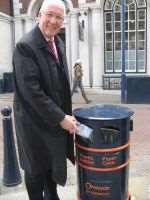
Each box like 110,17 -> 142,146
38,11 -> 42,17
36,12 -> 41,23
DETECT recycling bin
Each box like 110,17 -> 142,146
0,79 -> 4,93
73,104 -> 134,200
3,72 -> 14,93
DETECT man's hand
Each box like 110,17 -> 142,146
60,115 -> 79,134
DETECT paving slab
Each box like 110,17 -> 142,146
0,91 -> 150,200
0,185 -> 76,200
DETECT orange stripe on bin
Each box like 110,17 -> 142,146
76,140 -> 130,153
78,158 -> 130,172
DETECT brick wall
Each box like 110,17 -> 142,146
20,0 -> 30,14
72,0 -> 78,7
0,0 -> 12,16
0,0 -> 78,16
19,0 -> 79,14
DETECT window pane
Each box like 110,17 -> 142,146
128,50 -> 136,60
137,41 -> 145,50
137,0 -> 146,7
114,51 -> 121,60
115,12 -> 120,21
114,61 -> 121,70
106,51 -> 113,60
115,2 -> 120,12
115,32 -> 121,41
129,61 -> 136,70
106,13 -> 112,21
115,42 -> 121,50
138,10 -> 145,20
86,0 -> 96,2
138,21 -> 145,29
125,22 -> 128,30
106,42 -> 112,51
115,22 -> 120,31
137,31 -> 145,40
104,0 -> 112,10
129,21 -> 135,30
137,60 -> 145,71
129,3 -> 135,10
106,33 -> 112,41
106,61 -> 113,70
129,11 -> 135,20
129,42 -> 135,49
126,0 -> 133,5
129,32 -> 135,41
106,23 -> 112,31
125,12 -> 128,20
125,42 -> 128,49
125,50 -> 128,60
125,32 -> 128,41
125,61 -> 129,70
137,50 -> 144,60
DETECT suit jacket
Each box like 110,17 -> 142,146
13,25 -> 74,186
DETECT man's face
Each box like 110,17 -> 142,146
38,4 -> 64,39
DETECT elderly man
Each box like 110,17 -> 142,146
13,0 -> 78,199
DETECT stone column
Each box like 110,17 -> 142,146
91,6 -> 104,89
0,14 -> 13,73
79,8 -> 91,87
13,0 -> 22,16
24,16 -> 36,33
147,4 -> 150,75
70,10 -> 79,67
65,15 -> 72,82
13,0 -> 23,44
14,16 -> 24,43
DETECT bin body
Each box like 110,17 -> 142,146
73,105 -> 133,200
0,79 -> 4,93
3,72 -> 14,93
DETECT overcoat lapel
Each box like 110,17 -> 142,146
31,25 -> 57,60
55,38 -> 70,84
32,26 -> 70,84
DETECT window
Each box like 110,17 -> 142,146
104,0 -> 147,73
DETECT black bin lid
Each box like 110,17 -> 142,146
73,104 -> 134,120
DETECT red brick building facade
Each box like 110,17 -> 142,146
0,1 -> 12,16
0,0 -> 78,16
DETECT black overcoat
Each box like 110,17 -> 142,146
13,25 -> 74,186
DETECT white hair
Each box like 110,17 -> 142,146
40,0 -> 66,14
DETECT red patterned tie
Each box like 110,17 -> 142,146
48,40 -> 59,62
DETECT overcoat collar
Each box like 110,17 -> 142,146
31,25 -> 62,52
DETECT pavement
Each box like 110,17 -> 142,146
0,90 -> 150,200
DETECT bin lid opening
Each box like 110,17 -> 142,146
73,104 -> 134,120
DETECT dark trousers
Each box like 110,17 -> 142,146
24,170 -> 60,200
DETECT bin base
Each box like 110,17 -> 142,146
76,193 -> 131,200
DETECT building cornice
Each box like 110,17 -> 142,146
0,12 -> 13,22
14,14 -> 35,21
70,8 -> 80,15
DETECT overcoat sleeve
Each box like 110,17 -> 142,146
13,42 -> 65,127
